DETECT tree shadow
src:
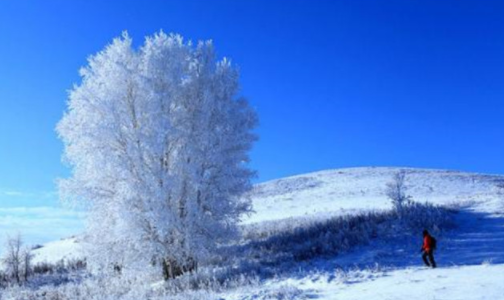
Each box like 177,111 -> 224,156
437,209 -> 504,266
219,207 -> 503,286
256,208 -> 504,284
330,208 -> 504,272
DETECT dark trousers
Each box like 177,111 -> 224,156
422,250 -> 436,268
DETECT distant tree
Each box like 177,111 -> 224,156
2,234 -> 31,285
493,179 -> 504,213
386,170 -> 412,212
493,179 -> 504,195
21,247 -> 33,282
57,32 -> 257,279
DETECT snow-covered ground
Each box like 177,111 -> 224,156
261,264 -> 504,300
334,264 -> 504,300
27,167 -> 504,299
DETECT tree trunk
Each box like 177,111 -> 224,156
162,257 -> 197,280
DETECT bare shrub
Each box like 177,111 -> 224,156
2,234 -> 32,285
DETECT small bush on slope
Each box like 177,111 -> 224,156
399,201 -> 454,232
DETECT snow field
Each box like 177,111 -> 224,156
319,264 -> 504,300
31,167 -> 504,266
13,167 -> 504,300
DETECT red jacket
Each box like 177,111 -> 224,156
423,235 -> 434,252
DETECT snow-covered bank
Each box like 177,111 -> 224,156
227,264 -> 504,300
242,264 -> 504,300
319,264 -> 504,300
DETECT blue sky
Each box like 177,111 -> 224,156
1,0 -> 504,245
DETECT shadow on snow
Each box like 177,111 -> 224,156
326,208 -> 504,273
226,207 -> 504,284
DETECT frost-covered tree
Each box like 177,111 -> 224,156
57,31 -> 257,279
385,170 -> 412,212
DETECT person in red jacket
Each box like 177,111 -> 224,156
421,229 -> 437,268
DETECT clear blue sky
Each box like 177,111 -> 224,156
1,0 -> 504,216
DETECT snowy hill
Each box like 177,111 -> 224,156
32,167 -> 503,264
246,167 -> 503,224
31,236 -> 82,265
238,167 -> 504,300
26,167 -> 504,300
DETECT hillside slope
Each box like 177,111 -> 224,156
233,167 -> 504,300
32,167 -> 503,265
18,167 -> 504,300
246,167 -> 503,224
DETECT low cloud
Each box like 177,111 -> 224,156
0,206 -> 85,253
0,189 -> 56,199
3,191 -> 27,197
